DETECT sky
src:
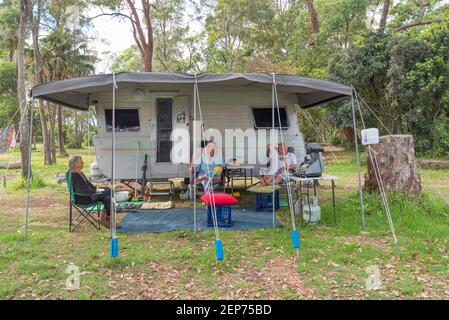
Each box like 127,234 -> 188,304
85,8 -> 137,73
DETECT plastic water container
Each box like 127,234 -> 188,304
179,190 -> 189,200
303,196 -> 321,223
90,162 -> 103,177
361,128 -> 379,145
114,191 -> 129,202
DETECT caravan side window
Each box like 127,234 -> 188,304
251,107 -> 289,129
105,109 -> 140,132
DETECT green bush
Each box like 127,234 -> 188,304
10,175 -> 47,190
328,132 -> 355,149
65,132 -> 83,149
415,116 -> 449,159
347,190 -> 448,219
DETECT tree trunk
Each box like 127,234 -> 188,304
18,0 -> 31,179
31,0 -> 53,165
57,105 -> 68,156
379,0 -> 390,31
305,0 -> 319,45
74,110 -> 79,138
127,0 -> 153,72
364,135 -> 421,196
38,101 -> 52,165
342,127 -> 355,143
305,0 -> 320,34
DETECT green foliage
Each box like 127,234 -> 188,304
10,175 -> 47,190
152,0 -> 188,71
387,22 -> 449,153
110,46 -> 143,72
0,60 -> 17,127
203,0 -> 251,72
1,0 -> 448,160
0,60 -> 16,93
388,0 -> 448,31
328,21 -> 449,156
40,27 -> 97,80
65,125 -> 83,149
0,3 -> 19,61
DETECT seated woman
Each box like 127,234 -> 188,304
260,144 -> 282,186
188,140 -> 208,186
68,155 -> 121,228
194,141 -> 224,193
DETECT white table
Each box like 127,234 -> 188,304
289,174 -> 339,227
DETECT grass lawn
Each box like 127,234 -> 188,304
0,145 -> 448,299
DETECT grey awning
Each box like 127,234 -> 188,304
30,72 -> 353,110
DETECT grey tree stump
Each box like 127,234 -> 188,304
364,134 -> 421,196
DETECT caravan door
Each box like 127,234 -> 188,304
172,95 -> 190,177
151,95 -> 190,178
156,98 -> 173,163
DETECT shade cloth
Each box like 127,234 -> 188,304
30,72 -> 353,110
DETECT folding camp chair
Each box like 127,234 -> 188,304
278,147 -> 298,208
144,178 -> 176,208
65,171 -> 104,232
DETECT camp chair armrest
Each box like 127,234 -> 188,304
72,191 -> 104,197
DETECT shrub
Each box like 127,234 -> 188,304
10,175 -> 47,190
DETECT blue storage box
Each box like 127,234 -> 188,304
207,205 -> 233,227
255,190 -> 280,211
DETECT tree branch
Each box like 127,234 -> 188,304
394,19 -> 446,32
82,12 -> 136,25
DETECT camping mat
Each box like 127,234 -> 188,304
247,185 -> 280,193
118,207 -> 282,233
140,201 -> 173,210
280,200 -> 289,207
118,201 -> 144,205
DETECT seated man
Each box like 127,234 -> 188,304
192,141 -> 224,193
278,143 -> 297,178
261,143 -> 297,185
68,155 -> 121,228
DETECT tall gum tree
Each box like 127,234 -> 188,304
17,0 -> 31,178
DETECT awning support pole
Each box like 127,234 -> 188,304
193,74 -> 197,233
351,90 -> 365,228
25,99 -> 35,241
271,77 -> 275,229
110,73 -> 118,257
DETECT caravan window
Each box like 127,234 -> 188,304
105,109 -> 140,132
251,107 -> 289,129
